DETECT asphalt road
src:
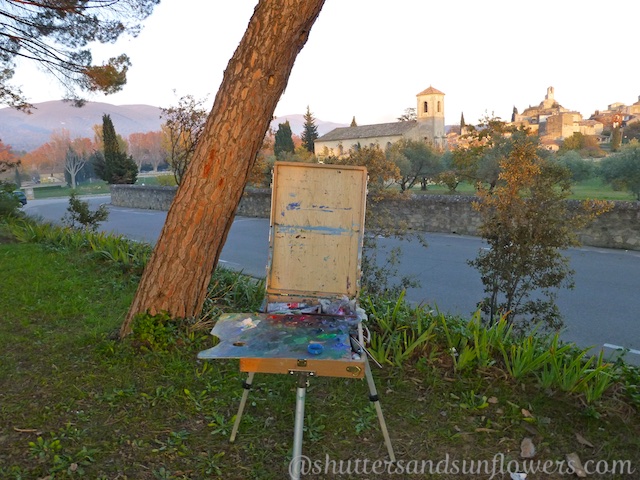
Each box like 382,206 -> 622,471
24,195 -> 640,364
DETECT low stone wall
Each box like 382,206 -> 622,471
111,184 -> 177,211
110,185 -> 640,251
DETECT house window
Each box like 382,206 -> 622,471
437,101 -> 441,113
423,101 -> 428,113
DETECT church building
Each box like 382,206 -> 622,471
314,86 -> 446,160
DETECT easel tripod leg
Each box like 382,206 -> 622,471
230,371 -> 255,443
290,373 -> 308,480
364,358 -> 396,462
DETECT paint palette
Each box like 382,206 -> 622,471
197,312 -> 365,378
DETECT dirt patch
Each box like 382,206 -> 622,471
0,232 -> 16,244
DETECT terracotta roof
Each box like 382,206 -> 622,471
417,86 -> 445,96
316,121 -> 417,142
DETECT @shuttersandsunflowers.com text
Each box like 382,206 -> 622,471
289,453 -> 636,478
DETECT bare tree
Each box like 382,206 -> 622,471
129,131 -> 165,172
64,147 -> 88,189
160,94 -> 208,184
120,0 -> 326,337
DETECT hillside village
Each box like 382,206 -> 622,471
1,86 -> 638,157
508,86 -> 640,152
315,85 -> 640,158
1,85 -> 639,188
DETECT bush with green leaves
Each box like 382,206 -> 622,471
0,181 -> 22,218
599,141 -> 640,200
554,150 -> 595,182
5,216 -> 150,274
363,292 -> 438,366
62,192 -> 109,231
131,311 -> 179,352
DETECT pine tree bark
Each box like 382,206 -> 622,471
120,0 -> 325,337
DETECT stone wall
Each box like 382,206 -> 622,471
110,185 -> 640,251
111,184 -> 177,211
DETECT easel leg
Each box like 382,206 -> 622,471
290,373 -> 309,480
364,358 -> 396,462
230,371 -> 255,443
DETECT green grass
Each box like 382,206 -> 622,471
0,228 -> 639,479
569,178 -> 636,201
31,182 -> 111,199
405,178 -> 637,201
136,173 -> 177,186
24,175 -> 637,203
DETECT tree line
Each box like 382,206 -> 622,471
1,94 -> 211,189
255,114 -> 640,202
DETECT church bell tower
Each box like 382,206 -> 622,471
416,86 -> 445,149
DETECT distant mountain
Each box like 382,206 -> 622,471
0,100 -> 163,152
0,101 -> 347,152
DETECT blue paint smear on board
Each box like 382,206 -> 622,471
311,205 -> 333,212
287,202 -> 301,210
276,224 -> 350,235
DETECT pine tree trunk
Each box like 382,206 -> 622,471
120,0 -> 325,337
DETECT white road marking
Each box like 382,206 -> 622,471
603,343 -> 640,355
219,259 -> 242,268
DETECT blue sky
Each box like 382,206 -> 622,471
11,0 -> 640,127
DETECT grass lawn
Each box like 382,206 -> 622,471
23,176 -> 638,203
27,174 -> 175,200
406,179 -> 637,201
568,178 -> 637,201
31,183 -> 111,199
0,234 -> 638,479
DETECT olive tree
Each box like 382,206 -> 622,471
386,139 -> 441,191
470,130 -> 612,332
600,141 -> 640,200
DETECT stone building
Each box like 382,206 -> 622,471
590,96 -> 640,130
314,86 -> 446,159
512,86 -> 603,143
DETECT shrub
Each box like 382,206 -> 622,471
62,192 -> 109,231
0,181 -> 22,218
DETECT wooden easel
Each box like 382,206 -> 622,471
197,162 -> 395,479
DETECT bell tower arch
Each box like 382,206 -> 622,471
416,86 -> 445,149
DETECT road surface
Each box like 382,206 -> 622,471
23,196 -> 640,364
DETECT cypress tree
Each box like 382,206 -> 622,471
611,125 -> 622,152
97,114 -> 137,184
350,116 -> 357,127
274,120 -> 295,159
301,105 -> 319,153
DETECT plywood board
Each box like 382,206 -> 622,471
266,162 -> 367,303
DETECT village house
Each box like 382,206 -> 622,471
314,86 -> 446,160
511,86 -> 604,147
590,95 -> 640,131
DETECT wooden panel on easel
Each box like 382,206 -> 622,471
240,357 -> 366,379
266,162 -> 368,302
